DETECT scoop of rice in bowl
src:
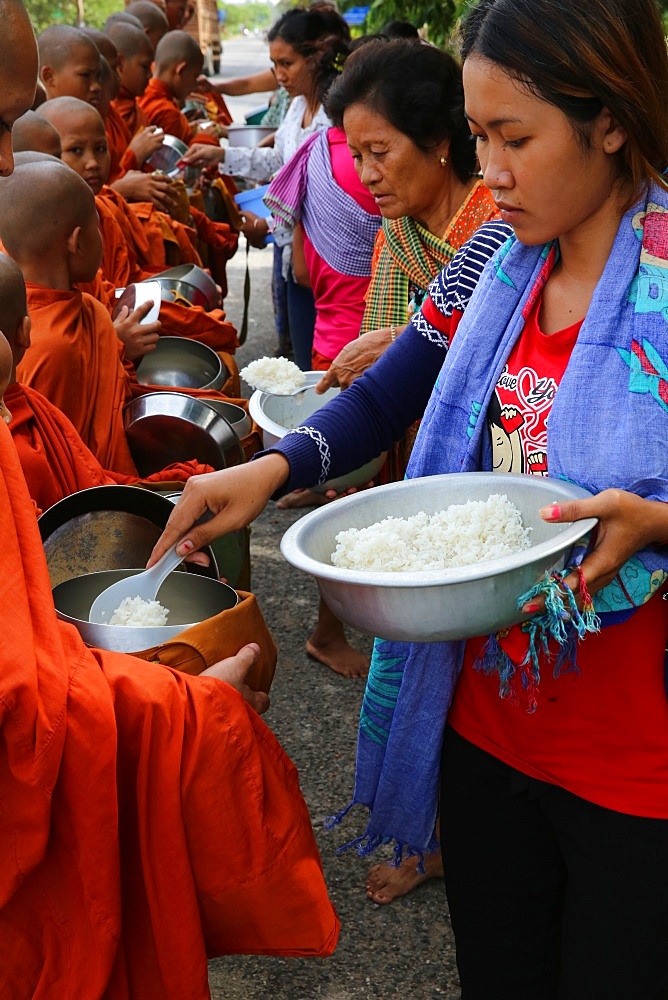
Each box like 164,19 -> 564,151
280,472 -> 597,643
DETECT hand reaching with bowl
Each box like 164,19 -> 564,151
315,327 -> 399,393
128,125 -> 165,167
113,300 -> 161,362
148,454 -> 291,566
111,171 -> 181,215
202,642 -> 270,715
521,489 -> 668,613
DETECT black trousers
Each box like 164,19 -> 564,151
440,726 -> 668,1000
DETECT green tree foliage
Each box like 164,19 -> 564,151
25,0 -> 124,32
220,2 -> 275,36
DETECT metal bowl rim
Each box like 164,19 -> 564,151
280,473 -> 598,588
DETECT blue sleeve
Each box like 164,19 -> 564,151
261,219 -> 513,494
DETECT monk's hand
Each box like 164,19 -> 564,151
315,328 -> 396,393
177,143 -> 225,170
521,489 -> 668,616
202,642 -> 270,714
147,454 -> 291,566
129,125 -> 165,166
113,301 -> 161,362
240,209 -> 269,249
110,170 -> 180,213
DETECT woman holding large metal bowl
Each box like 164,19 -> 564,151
152,0 -> 668,993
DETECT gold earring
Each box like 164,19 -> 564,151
440,155 -> 447,167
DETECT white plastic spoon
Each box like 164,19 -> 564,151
88,542 -> 185,624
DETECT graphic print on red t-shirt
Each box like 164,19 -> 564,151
487,301 -> 581,475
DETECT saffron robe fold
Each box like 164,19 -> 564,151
105,103 -> 139,183
111,87 -> 148,137
5,382 -> 212,514
0,420 -> 339,998
138,77 -> 193,144
18,284 -> 138,476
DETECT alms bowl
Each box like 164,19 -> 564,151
135,336 -> 227,391
53,569 -> 238,653
280,472 -> 598,643
249,371 -> 386,493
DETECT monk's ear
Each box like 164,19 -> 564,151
17,315 -> 31,353
175,60 -> 187,77
40,64 -> 55,88
66,226 -> 82,257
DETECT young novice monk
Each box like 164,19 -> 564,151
11,109 -> 62,158
138,30 -> 213,144
0,159 -> 140,475
37,24 -> 102,108
38,98 -> 241,353
125,0 -> 170,51
0,251 -> 213,512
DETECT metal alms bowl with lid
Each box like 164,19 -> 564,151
38,484 -> 219,588
124,391 -> 245,475
146,133 -> 188,174
144,263 -> 220,312
280,472 -> 598,643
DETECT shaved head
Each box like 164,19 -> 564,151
12,110 -> 62,158
81,26 -> 118,69
107,21 -> 154,59
154,29 -> 203,73
125,1 -> 170,48
0,252 -> 28,362
39,97 -> 110,192
0,0 -> 39,176
37,25 -> 99,72
37,25 -> 102,107
0,159 -> 97,265
104,11 -> 143,31
39,95 -> 104,135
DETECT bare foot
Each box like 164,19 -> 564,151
306,635 -> 368,678
366,849 -> 444,904
276,489 -> 327,509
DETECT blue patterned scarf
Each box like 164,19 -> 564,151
328,184 -> 668,862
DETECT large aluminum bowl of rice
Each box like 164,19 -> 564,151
280,472 -> 597,642
249,371 -> 386,493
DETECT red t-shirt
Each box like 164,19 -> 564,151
423,292 -> 668,818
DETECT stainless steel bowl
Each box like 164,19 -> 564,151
200,398 -> 252,438
53,569 -> 238,653
38,484 -> 219,588
146,133 -> 188,174
249,371 -> 386,493
280,472 -> 598,643
145,264 -> 219,311
124,391 -> 245,475
135,336 -> 227,391
227,125 -> 277,147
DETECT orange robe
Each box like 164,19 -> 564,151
96,195 -> 137,288
5,381 -> 212,514
0,420 -> 339,998
138,77 -> 192,144
17,283 -> 138,476
105,103 -> 139,183
111,86 -> 148,137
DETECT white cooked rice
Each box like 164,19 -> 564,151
331,494 -> 531,572
109,595 -> 170,627
240,356 -> 307,394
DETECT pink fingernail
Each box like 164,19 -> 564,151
541,504 -> 561,520
523,602 -> 541,613
179,540 -> 193,554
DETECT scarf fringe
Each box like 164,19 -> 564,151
325,801 -> 438,870
474,569 -> 601,712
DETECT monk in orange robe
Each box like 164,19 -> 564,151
0,252 -> 213,512
138,30 -> 213,144
37,24 -> 103,108
39,97 -> 241,353
0,343 -> 339,998
1,160 -> 140,475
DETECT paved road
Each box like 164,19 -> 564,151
210,35 -> 277,123
206,232 -> 461,997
